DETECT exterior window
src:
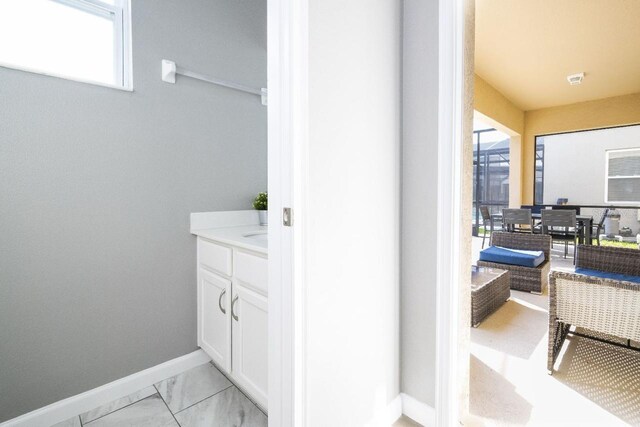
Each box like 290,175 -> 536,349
0,0 -> 131,89
606,148 -> 640,204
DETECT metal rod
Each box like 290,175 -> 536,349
176,66 -> 262,96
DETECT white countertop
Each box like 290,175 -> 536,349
192,225 -> 267,254
190,210 -> 267,255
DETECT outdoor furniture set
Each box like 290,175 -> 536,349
470,228 -> 640,375
471,231 -> 550,327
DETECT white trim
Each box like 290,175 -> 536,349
435,0 -> 464,425
0,62 -> 133,92
401,393 -> 436,427
267,0 -> 307,425
367,395 -> 402,427
0,350 -> 211,427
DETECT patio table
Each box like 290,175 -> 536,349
471,265 -> 510,327
490,213 -> 594,245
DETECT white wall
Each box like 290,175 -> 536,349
542,125 -> 640,206
401,0 -> 439,409
542,125 -> 640,233
305,0 -> 401,424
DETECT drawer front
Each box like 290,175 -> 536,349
234,250 -> 268,295
198,238 -> 232,277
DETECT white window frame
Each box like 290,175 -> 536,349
0,0 -> 132,91
605,147 -> 640,204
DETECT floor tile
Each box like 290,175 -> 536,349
51,416 -> 81,427
155,362 -> 232,413
84,394 -> 177,427
175,386 -> 267,427
80,386 -> 156,423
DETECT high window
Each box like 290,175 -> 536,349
0,0 -> 131,89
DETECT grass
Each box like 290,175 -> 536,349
595,239 -> 639,250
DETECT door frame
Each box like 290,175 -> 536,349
267,0 -> 308,426
268,0 -> 466,425
436,0 -> 466,425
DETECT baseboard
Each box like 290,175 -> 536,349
0,349 -> 211,427
367,394 -> 403,426
401,393 -> 435,426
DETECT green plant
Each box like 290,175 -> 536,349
253,192 -> 268,210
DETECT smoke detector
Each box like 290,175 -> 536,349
567,72 -> 584,85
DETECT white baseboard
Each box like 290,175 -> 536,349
0,349 -> 211,427
400,393 -> 435,426
368,394 -> 403,426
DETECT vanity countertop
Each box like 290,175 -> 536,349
192,225 -> 267,254
190,210 -> 267,255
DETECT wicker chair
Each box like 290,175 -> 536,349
477,231 -> 552,294
548,245 -> 640,374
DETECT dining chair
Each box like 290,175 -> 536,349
541,209 -> 581,261
502,208 -> 533,233
591,208 -> 609,246
479,206 -> 492,248
521,205 -> 543,232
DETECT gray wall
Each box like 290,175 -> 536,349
542,125 -> 640,207
541,126 -> 640,233
401,0 -> 439,407
0,0 -> 266,421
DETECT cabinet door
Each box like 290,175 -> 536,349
199,268 -> 231,372
231,284 -> 268,409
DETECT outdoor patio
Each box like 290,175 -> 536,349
467,236 -> 640,426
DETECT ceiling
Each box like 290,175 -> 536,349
475,0 -> 640,111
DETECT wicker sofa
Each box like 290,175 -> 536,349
548,245 -> 640,374
477,232 -> 552,294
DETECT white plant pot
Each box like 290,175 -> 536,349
258,210 -> 268,226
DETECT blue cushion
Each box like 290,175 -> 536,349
479,246 -> 545,268
574,268 -> 640,284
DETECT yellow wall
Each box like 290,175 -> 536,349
522,92 -> 640,203
474,74 -> 524,135
473,74 -> 525,206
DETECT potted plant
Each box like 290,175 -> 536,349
253,192 -> 268,226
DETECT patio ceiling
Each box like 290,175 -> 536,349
475,0 -> 640,111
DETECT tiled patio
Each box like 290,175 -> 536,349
468,236 -> 640,426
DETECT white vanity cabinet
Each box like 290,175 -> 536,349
198,268 -> 231,372
196,236 -> 268,410
231,284 -> 268,406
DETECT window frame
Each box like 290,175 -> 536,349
0,0 -> 132,91
605,147 -> 640,204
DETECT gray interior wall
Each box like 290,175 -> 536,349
401,0 -> 439,407
0,0 -> 266,421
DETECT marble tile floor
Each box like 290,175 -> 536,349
51,362 -> 266,427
